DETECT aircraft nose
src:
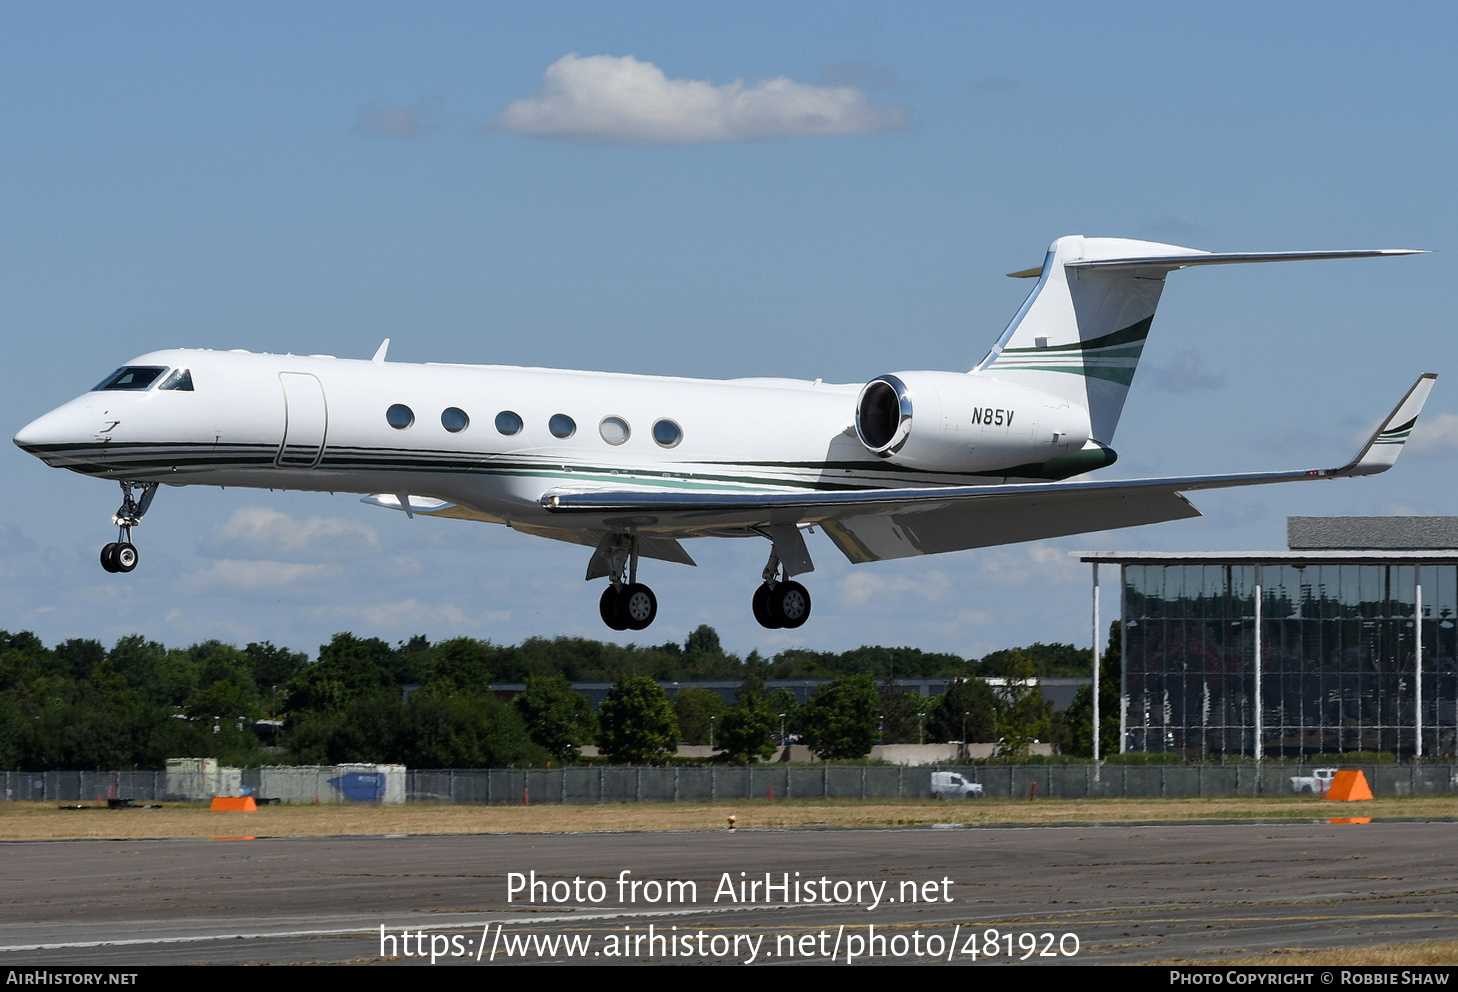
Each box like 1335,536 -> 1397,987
13,405 -> 96,466
13,411 -> 58,453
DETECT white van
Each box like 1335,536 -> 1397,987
931,772 -> 984,799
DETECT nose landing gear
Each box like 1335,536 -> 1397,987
99,481 -> 157,574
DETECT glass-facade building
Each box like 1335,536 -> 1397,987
1085,553 -> 1458,759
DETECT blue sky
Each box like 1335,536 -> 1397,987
4,2 -> 1455,661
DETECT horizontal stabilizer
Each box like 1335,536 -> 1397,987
1067,248 -> 1425,272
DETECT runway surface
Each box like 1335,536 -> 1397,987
1,820 -> 1455,965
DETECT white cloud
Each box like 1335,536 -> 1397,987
1145,349 -> 1225,393
353,98 -> 442,139
199,507 -> 381,562
494,54 -> 909,144
1378,502 -> 1420,516
186,559 -> 342,592
838,569 -> 952,609
975,544 -> 1085,586
324,597 -> 508,628
1406,412 -> 1458,455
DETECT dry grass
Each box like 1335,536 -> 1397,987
3,794 -> 1454,842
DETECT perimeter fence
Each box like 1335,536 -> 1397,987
3,763 -> 1455,804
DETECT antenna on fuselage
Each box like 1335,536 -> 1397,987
371,338 -> 390,363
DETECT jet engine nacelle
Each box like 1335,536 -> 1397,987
854,371 -> 1095,475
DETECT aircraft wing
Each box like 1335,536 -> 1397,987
542,374 -> 1436,564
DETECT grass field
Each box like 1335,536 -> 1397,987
2,794 -> 1453,841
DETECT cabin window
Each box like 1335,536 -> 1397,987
495,411 -> 523,435
652,419 -> 683,448
441,407 -> 469,433
93,366 -> 167,391
386,404 -> 415,430
549,414 -> 576,439
158,369 -> 194,391
599,416 -> 630,446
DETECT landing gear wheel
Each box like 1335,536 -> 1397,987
100,543 -> 120,573
752,583 -> 780,629
767,580 -> 810,629
114,542 -> 139,573
599,586 -> 629,631
615,583 -> 657,631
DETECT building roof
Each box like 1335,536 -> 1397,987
1081,516 -> 1458,565
1078,551 -> 1458,565
1287,516 -> 1458,551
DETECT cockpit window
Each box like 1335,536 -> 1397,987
93,366 -> 168,391
158,369 -> 194,391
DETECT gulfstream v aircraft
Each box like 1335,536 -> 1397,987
13,236 -> 1435,632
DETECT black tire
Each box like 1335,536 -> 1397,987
599,586 -> 628,630
100,543 -> 120,573
768,580 -> 811,629
114,542 -> 138,573
752,583 -> 780,628
616,583 -> 657,630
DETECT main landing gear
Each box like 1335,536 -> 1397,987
588,529 -> 813,631
752,546 -> 811,629
596,535 -> 658,631
99,481 -> 157,574
600,583 -> 657,631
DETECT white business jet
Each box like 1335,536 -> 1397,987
13,236 -> 1435,632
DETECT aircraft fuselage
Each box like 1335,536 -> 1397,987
16,348 -> 1091,530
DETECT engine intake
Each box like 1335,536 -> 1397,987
855,375 -> 912,455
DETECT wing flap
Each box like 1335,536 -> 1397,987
821,489 -> 1200,563
511,522 -> 697,567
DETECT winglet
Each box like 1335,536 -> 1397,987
371,338 -> 390,363
1331,373 -> 1438,477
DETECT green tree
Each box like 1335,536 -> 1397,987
716,691 -> 778,763
878,681 -> 927,743
515,674 -> 596,760
403,687 -> 545,767
672,687 -> 727,746
244,641 -> 308,696
1058,621 -> 1122,757
684,625 -> 722,657
799,674 -> 880,760
926,678 -> 997,744
993,652 -> 1054,757
978,642 -> 1091,678
597,676 -> 679,764
54,639 -> 104,682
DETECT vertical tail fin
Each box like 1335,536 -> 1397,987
975,235 -> 1422,444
